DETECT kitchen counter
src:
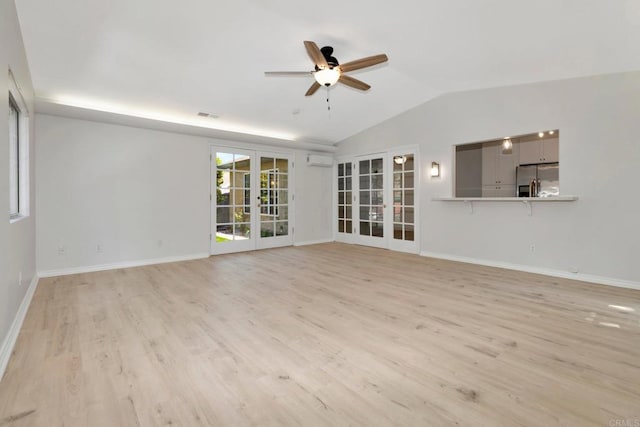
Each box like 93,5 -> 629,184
432,196 -> 578,215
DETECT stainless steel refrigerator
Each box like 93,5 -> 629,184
516,163 -> 559,197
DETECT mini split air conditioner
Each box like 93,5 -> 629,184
306,154 -> 334,167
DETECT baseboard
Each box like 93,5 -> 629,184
38,253 -> 210,278
294,238 -> 335,247
419,251 -> 640,291
0,274 -> 39,381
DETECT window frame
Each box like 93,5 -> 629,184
9,94 -> 20,219
8,69 -> 30,223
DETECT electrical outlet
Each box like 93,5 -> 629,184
529,244 -> 535,253
570,266 -> 579,274
57,245 -> 66,255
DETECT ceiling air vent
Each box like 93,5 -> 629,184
197,112 -> 219,118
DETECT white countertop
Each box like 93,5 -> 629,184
432,196 -> 578,202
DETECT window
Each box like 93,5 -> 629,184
8,70 -> 29,221
9,95 -> 19,218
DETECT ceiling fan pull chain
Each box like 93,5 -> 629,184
327,88 -> 331,113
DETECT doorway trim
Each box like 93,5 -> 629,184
210,146 -> 295,255
335,145 -> 420,254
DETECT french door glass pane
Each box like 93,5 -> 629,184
359,158 -> 384,237
261,222 -> 274,237
276,222 -> 288,236
359,160 -> 370,174
216,152 -> 252,242
360,221 -> 370,235
405,172 -> 414,188
260,156 -> 288,238
360,191 -> 370,204
405,225 -> 415,241
393,153 -> 415,241
371,158 -> 383,173
371,174 -> 383,189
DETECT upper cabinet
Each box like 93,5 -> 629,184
481,141 -> 519,197
519,137 -> 559,164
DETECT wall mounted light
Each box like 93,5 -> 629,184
430,161 -> 440,177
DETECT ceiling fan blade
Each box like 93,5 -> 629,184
265,71 -> 313,76
339,54 -> 388,73
305,81 -> 321,97
339,75 -> 371,91
304,41 -> 328,69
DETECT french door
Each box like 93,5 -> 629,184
388,150 -> 417,253
211,147 -> 293,255
336,149 -> 418,253
356,154 -> 387,248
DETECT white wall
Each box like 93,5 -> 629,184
1,0 -> 36,370
36,114 -> 333,273
337,71 -> 640,286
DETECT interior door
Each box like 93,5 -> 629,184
211,148 -> 293,254
356,154 -> 387,248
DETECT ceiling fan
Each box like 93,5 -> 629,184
265,41 -> 388,96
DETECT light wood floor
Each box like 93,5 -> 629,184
1,243 -> 639,426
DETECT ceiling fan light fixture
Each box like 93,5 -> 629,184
394,156 -> 407,165
314,67 -> 341,87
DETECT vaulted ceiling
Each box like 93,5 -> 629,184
15,0 -> 640,146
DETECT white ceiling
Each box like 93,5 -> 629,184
15,0 -> 640,146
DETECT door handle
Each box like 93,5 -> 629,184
383,204 -> 387,208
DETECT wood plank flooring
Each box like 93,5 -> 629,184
1,243 -> 639,426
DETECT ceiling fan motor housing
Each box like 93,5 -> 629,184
320,46 -> 339,68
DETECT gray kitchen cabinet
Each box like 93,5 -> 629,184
482,141 -> 518,187
482,184 -> 516,197
519,137 -> 559,164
